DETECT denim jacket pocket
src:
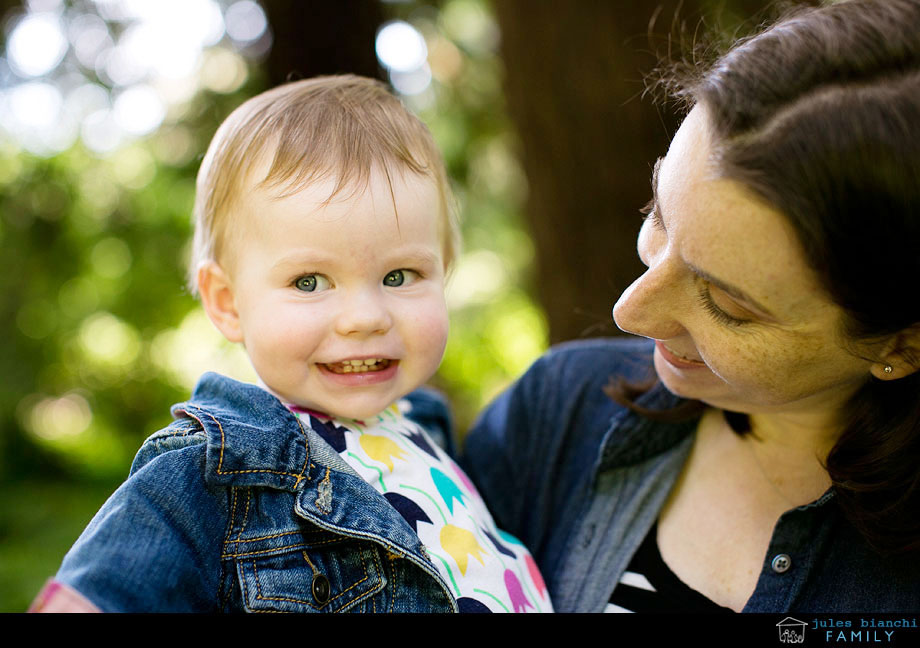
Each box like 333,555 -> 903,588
235,532 -> 387,613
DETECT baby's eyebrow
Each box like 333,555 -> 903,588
393,249 -> 441,267
271,250 -> 337,271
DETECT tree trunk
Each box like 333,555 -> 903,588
261,0 -> 385,86
493,0 -> 707,343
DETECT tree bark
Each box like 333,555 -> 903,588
261,0 -> 386,86
493,0 -> 707,343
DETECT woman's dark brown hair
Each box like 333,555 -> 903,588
623,0 -> 920,553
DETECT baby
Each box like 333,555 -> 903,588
30,75 -> 551,613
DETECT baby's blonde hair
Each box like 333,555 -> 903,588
189,75 -> 458,293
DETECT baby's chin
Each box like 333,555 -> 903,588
297,402 -> 396,422
257,384 -> 394,421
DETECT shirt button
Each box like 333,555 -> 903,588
312,574 -> 331,604
771,554 -> 792,573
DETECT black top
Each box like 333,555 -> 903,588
608,521 -> 735,613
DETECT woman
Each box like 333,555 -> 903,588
460,0 -> 920,612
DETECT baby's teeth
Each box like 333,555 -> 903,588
330,359 -> 386,373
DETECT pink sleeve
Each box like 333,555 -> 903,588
28,580 -> 102,613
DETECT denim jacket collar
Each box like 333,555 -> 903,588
171,372 -> 313,492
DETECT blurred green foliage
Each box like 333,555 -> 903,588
0,0 -> 547,610
2,82 -> 262,483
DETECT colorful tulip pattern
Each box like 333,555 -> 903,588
293,402 -> 552,613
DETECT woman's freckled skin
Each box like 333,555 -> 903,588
613,106 -> 875,436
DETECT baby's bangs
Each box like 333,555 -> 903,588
255,110 -> 439,204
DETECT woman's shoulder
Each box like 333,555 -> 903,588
537,336 -> 655,381
509,336 -> 656,411
466,336 -> 657,460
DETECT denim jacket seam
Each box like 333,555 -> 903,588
245,546 -> 380,612
182,404 -> 312,486
223,488 -> 240,546
237,487 -> 252,540
155,425 -> 201,438
313,546 -> 379,611
225,528 -> 321,544
217,485 -> 235,611
289,506 -> 456,611
222,536 -> 348,558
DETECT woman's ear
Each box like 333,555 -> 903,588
871,324 -> 920,380
197,261 -> 244,343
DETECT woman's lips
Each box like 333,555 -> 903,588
655,341 -> 708,370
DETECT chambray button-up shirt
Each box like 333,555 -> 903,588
459,337 -> 920,613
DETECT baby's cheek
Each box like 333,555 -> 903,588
425,311 -> 450,355
413,307 -> 449,361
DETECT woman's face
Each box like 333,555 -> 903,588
613,106 -> 875,420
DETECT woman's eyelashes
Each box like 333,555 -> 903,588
640,200 -> 666,231
698,283 -> 750,327
639,202 -> 751,328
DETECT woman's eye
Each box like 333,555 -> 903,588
698,284 -> 750,327
383,269 -> 418,287
294,274 -> 330,292
640,199 -> 666,232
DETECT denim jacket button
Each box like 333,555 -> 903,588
771,554 -> 792,573
312,574 -> 331,604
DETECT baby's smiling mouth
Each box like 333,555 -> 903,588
321,359 -> 393,374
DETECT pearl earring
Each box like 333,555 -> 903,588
884,365 -> 893,374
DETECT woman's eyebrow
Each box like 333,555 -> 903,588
649,155 -> 778,321
687,262 -> 779,320
650,157 -> 663,210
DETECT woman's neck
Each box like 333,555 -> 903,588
724,409 -> 836,507
746,408 -> 842,464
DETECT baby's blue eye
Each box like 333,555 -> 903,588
294,274 -> 330,292
383,270 -> 406,287
296,276 -> 317,291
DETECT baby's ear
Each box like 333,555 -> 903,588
197,261 -> 243,343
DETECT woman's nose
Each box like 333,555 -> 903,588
612,261 -> 685,341
335,289 -> 393,337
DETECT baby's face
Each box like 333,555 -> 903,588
221,168 -> 448,420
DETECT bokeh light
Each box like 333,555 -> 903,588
113,85 -> 165,135
1,0 -> 267,157
376,20 -> 428,72
376,19 -> 432,96
78,311 -> 141,369
224,0 -> 267,43
28,393 -> 93,441
7,12 -> 68,78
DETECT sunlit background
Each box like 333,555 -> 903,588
0,0 -> 546,609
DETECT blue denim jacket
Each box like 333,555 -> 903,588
55,373 -> 458,612
459,337 -> 920,613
